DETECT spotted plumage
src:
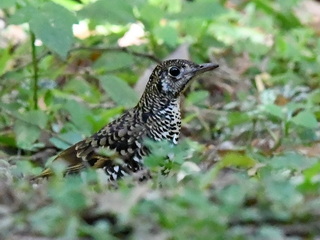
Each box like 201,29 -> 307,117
35,59 -> 219,180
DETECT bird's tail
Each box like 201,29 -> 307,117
30,142 -> 87,181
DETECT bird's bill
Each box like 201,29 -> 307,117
194,62 -> 219,75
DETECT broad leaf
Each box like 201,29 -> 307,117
100,75 -> 138,108
263,104 -> 285,120
291,110 -> 318,129
78,0 -> 136,24
10,2 -> 76,58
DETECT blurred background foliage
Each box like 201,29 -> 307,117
0,0 -> 320,239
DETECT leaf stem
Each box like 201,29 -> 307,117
30,32 -> 39,110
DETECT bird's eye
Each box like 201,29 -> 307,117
168,66 -> 181,77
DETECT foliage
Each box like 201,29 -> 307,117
0,0 -> 319,239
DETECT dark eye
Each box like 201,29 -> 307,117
168,66 -> 181,77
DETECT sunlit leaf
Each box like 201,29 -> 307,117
0,49 -> 10,76
220,153 -> 256,168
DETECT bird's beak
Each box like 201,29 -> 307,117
184,62 -> 219,76
194,63 -> 219,75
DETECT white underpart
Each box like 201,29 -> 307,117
112,173 -> 117,180
161,81 -> 170,92
114,166 -> 119,172
135,141 -> 141,148
133,156 -> 141,162
158,98 -> 181,144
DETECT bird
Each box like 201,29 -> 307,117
34,59 -> 219,181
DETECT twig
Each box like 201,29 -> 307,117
247,118 -> 257,148
30,32 -> 39,110
0,46 -> 160,81
0,50 -> 49,80
69,46 -> 161,63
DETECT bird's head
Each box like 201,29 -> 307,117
147,59 -> 219,99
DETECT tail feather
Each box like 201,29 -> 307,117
31,141 -> 88,180
30,139 -> 115,181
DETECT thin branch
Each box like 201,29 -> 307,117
0,50 -> 49,80
69,46 -> 162,64
30,32 -> 39,110
0,46 -> 160,80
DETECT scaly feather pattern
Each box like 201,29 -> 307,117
35,59 -> 219,180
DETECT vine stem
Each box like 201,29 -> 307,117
69,46 -> 161,63
30,32 -> 39,110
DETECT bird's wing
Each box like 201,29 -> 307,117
33,111 -> 148,179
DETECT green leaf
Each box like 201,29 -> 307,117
269,152 -> 316,170
139,5 -> 165,28
256,226 -> 285,240
253,0 -> 301,29
218,184 -> 246,207
0,0 -> 18,8
0,134 -> 16,147
310,89 -> 320,104
175,0 -> 226,20
93,52 -> 135,72
0,48 -> 11,76
227,111 -> 251,127
186,90 -> 209,105
154,25 -> 179,47
13,110 -> 48,150
14,121 -> 40,150
49,177 -> 87,210
78,0 -> 136,24
291,110 -> 318,129
10,2 -> 76,58
30,205 -> 65,235
50,132 -> 83,150
220,153 -> 256,168
265,179 -> 302,207
29,2 -> 77,58
100,75 -> 138,108
8,5 -> 36,24
263,104 -> 285,120
63,78 -> 101,103
26,110 -> 49,129
63,100 -> 93,134
303,162 -> 320,180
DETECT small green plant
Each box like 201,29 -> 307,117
0,0 -> 319,239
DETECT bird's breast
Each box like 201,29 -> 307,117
148,99 -> 181,144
